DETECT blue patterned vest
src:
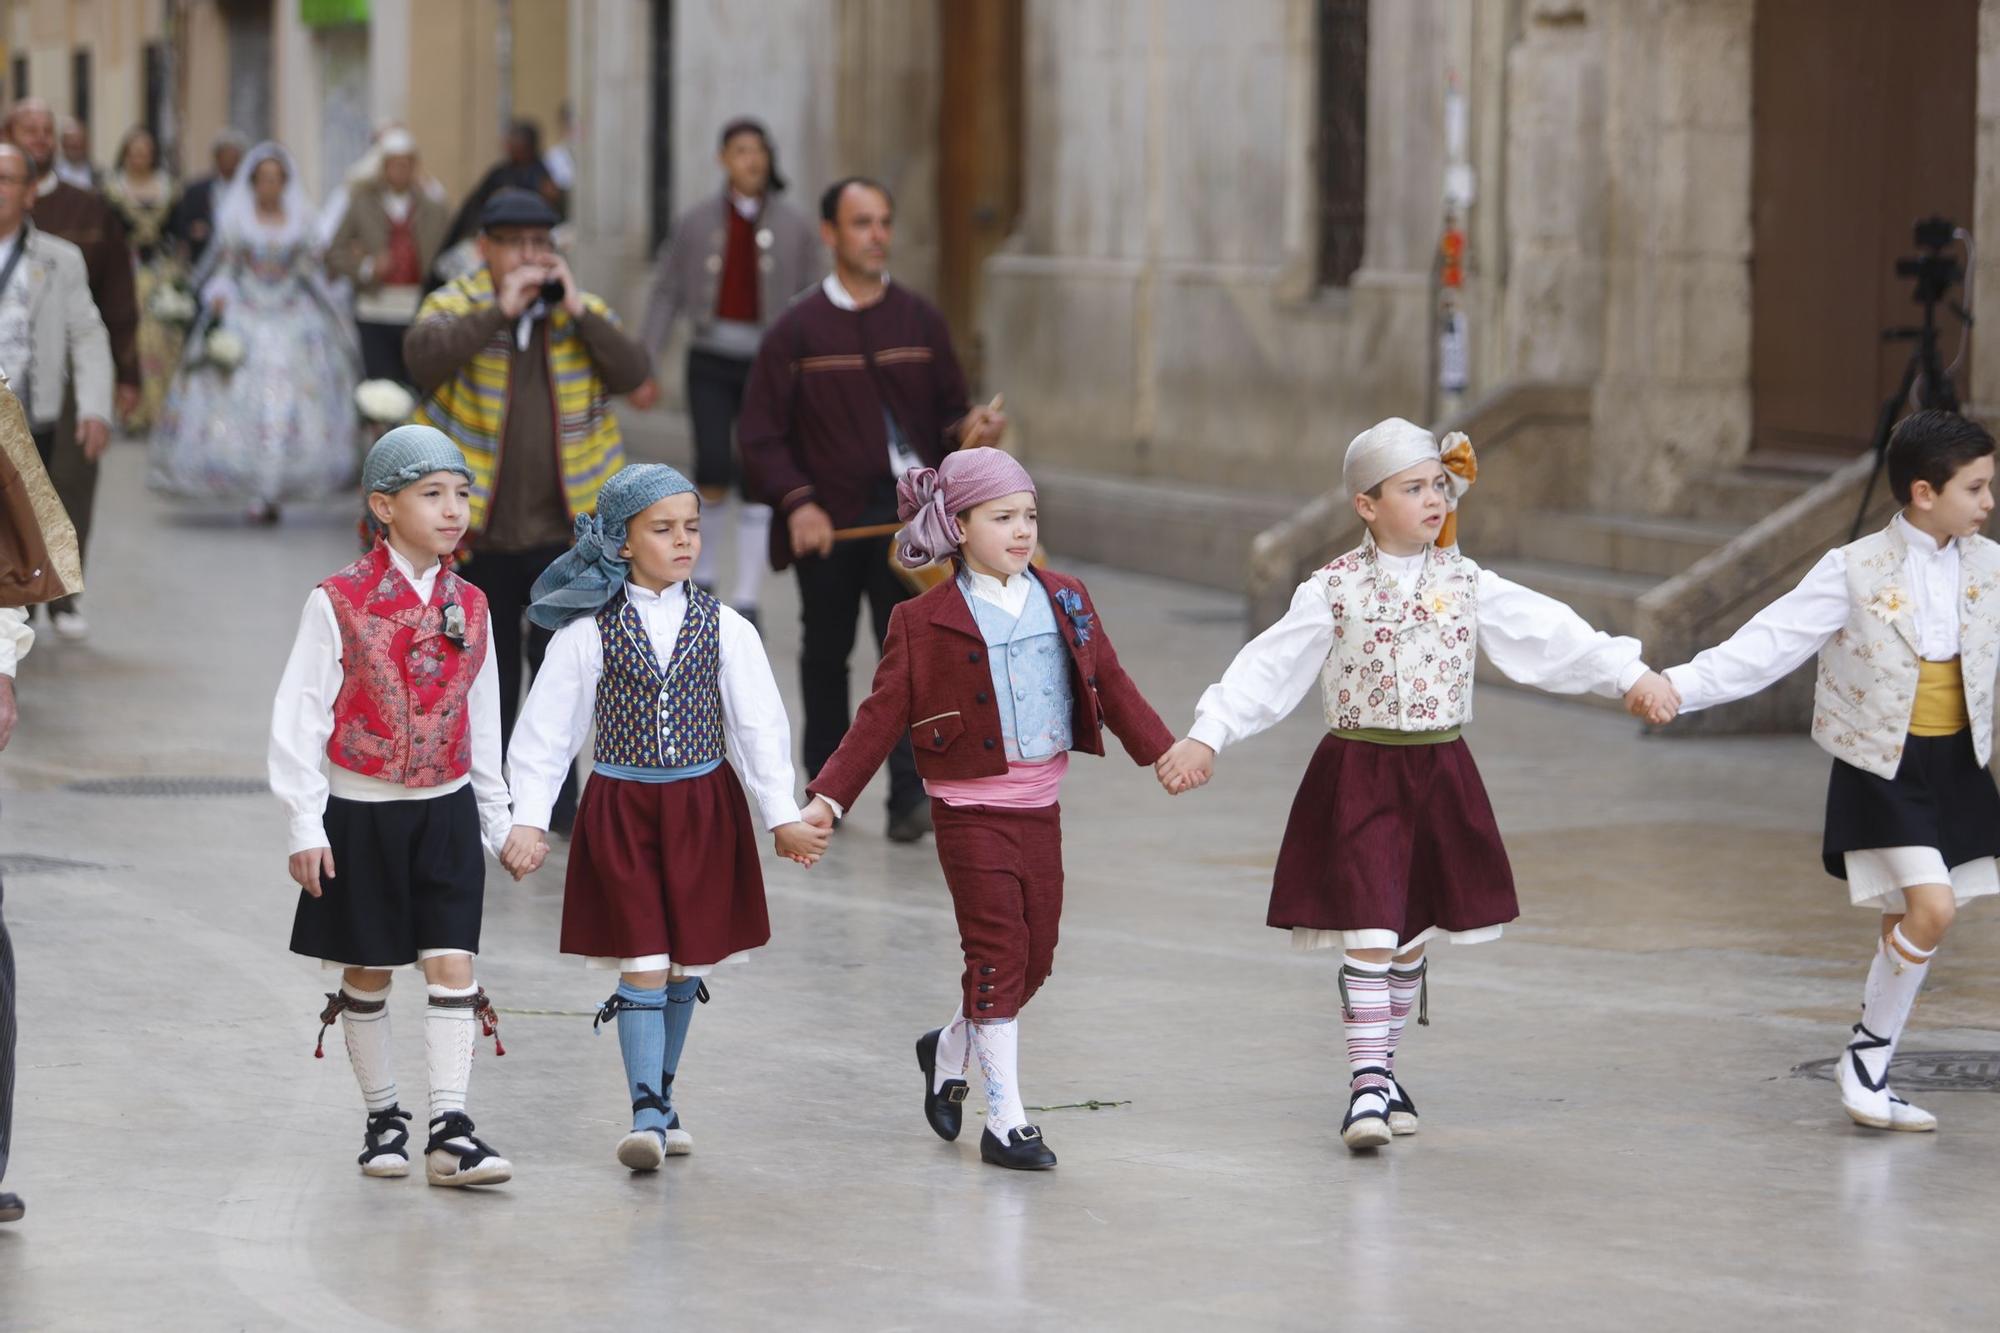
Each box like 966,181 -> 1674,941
592,584 -> 727,771
963,576 -> 1074,761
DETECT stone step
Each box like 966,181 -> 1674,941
1482,558 -> 1658,638
1672,468 -> 1825,524
1516,510 -> 1742,580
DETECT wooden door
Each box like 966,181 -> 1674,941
1751,0 -> 1976,452
937,0 -> 1023,388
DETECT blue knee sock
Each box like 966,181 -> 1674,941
659,978 -> 703,1121
612,981 -> 670,1136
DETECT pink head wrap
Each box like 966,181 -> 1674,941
893,448 -> 1038,569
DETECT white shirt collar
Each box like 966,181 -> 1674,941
624,579 -> 687,607
822,271 -> 891,312
962,567 -> 1034,616
384,542 -> 441,599
35,172 -> 57,198
1895,512 -> 1957,562
729,191 -> 760,220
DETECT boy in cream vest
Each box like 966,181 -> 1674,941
1156,418 -> 1677,1152
1663,410 -> 2000,1132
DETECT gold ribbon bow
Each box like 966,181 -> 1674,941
1436,431 -> 1477,549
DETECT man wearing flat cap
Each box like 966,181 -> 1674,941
404,187 -> 650,829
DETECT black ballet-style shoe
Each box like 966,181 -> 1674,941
0,1192 -> 22,1223
916,1028 -> 969,1142
980,1125 -> 1057,1171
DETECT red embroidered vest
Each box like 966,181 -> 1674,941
321,543 -> 490,787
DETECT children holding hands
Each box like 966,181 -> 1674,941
502,463 -> 825,1171
1156,418 -> 1674,1152
1658,410 -> 2000,1132
269,426 -> 517,1187
800,448 -> 1175,1170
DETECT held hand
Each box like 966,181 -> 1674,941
1623,671 -> 1681,726
77,416 -> 111,462
501,825 -> 550,879
957,394 -> 1007,447
545,256 -> 585,317
774,820 -> 831,867
115,384 -> 142,419
0,676 -> 16,751
1155,738 -> 1215,796
288,847 -> 336,897
628,377 -> 662,411
496,262 -> 545,319
787,502 -> 836,560
801,796 -> 837,831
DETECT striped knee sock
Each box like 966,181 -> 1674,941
1340,955 -> 1393,1093
338,980 -> 398,1113
1385,958 -> 1426,1075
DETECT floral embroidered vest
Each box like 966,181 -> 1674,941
1319,538 -> 1480,733
322,543 -> 490,787
1811,525 -> 2000,779
592,584 -> 727,768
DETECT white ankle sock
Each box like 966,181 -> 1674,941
340,980 -> 398,1113
934,1003 -> 969,1094
969,1019 -> 1027,1137
694,497 -> 727,588
1340,955 -> 1393,1095
425,982 -> 479,1122
733,503 -> 771,609
1859,925 -> 1935,1075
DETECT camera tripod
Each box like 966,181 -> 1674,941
1851,218 -> 1972,539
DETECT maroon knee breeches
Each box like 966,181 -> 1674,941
931,800 -> 1065,1020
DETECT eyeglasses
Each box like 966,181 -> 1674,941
484,231 -> 556,254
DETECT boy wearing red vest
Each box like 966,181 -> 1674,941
269,426 -> 517,1187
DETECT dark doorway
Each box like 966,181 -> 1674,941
1751,0 -> 1977,452
937,0 -> 1023,387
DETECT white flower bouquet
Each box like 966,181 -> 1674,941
205,328 -> 246,370
148,284 -> 198,326
355,378 -> 418,425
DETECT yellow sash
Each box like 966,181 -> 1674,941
1909,657 -> 1970,737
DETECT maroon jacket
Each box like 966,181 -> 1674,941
807,567 -> 1175,812
737,283 -> 970,570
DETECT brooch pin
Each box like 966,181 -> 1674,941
1054,586 -> 1094,646
442,602 -> 468,647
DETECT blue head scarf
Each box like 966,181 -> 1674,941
526,464 -> 698,630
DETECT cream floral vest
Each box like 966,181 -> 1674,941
1812,524 -> 2000,779
1319,536 -> 1480,732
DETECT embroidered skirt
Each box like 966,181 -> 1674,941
1822,728 -> 2000,908
291,786 -> 485,967
1268,733 -> 1518,950
560,768 -> 771,966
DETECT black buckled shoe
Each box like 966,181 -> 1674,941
916,1028 -> 969,1141
424,1111 -> 513,1187
0,1192 -> 22,1223
980,1125 -> 1057,1171
358,1104 -> 414,1177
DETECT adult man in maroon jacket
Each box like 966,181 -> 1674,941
738,177 -> 1004,842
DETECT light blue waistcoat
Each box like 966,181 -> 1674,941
962,575 -> 1074,761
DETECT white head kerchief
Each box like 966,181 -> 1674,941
1342,417 -> 1443,496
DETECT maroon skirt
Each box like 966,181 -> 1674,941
1268,733 -> 1518,939
560,767 -> 771,964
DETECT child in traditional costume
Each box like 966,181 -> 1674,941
800,449 -> 1175,1170
1660,409 -> 2000,1132
270,425 -> 514,1187
1157,419 -> 1674,1152
502,464 -> 827,1172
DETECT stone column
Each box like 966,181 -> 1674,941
1587,0 -> 1752,511
566,0 -> 653,305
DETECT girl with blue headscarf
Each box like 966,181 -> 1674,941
501,463 -> 827,1172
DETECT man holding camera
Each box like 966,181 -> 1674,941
405,187 -> 649,826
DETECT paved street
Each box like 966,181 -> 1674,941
4,440 -> 2000,1331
